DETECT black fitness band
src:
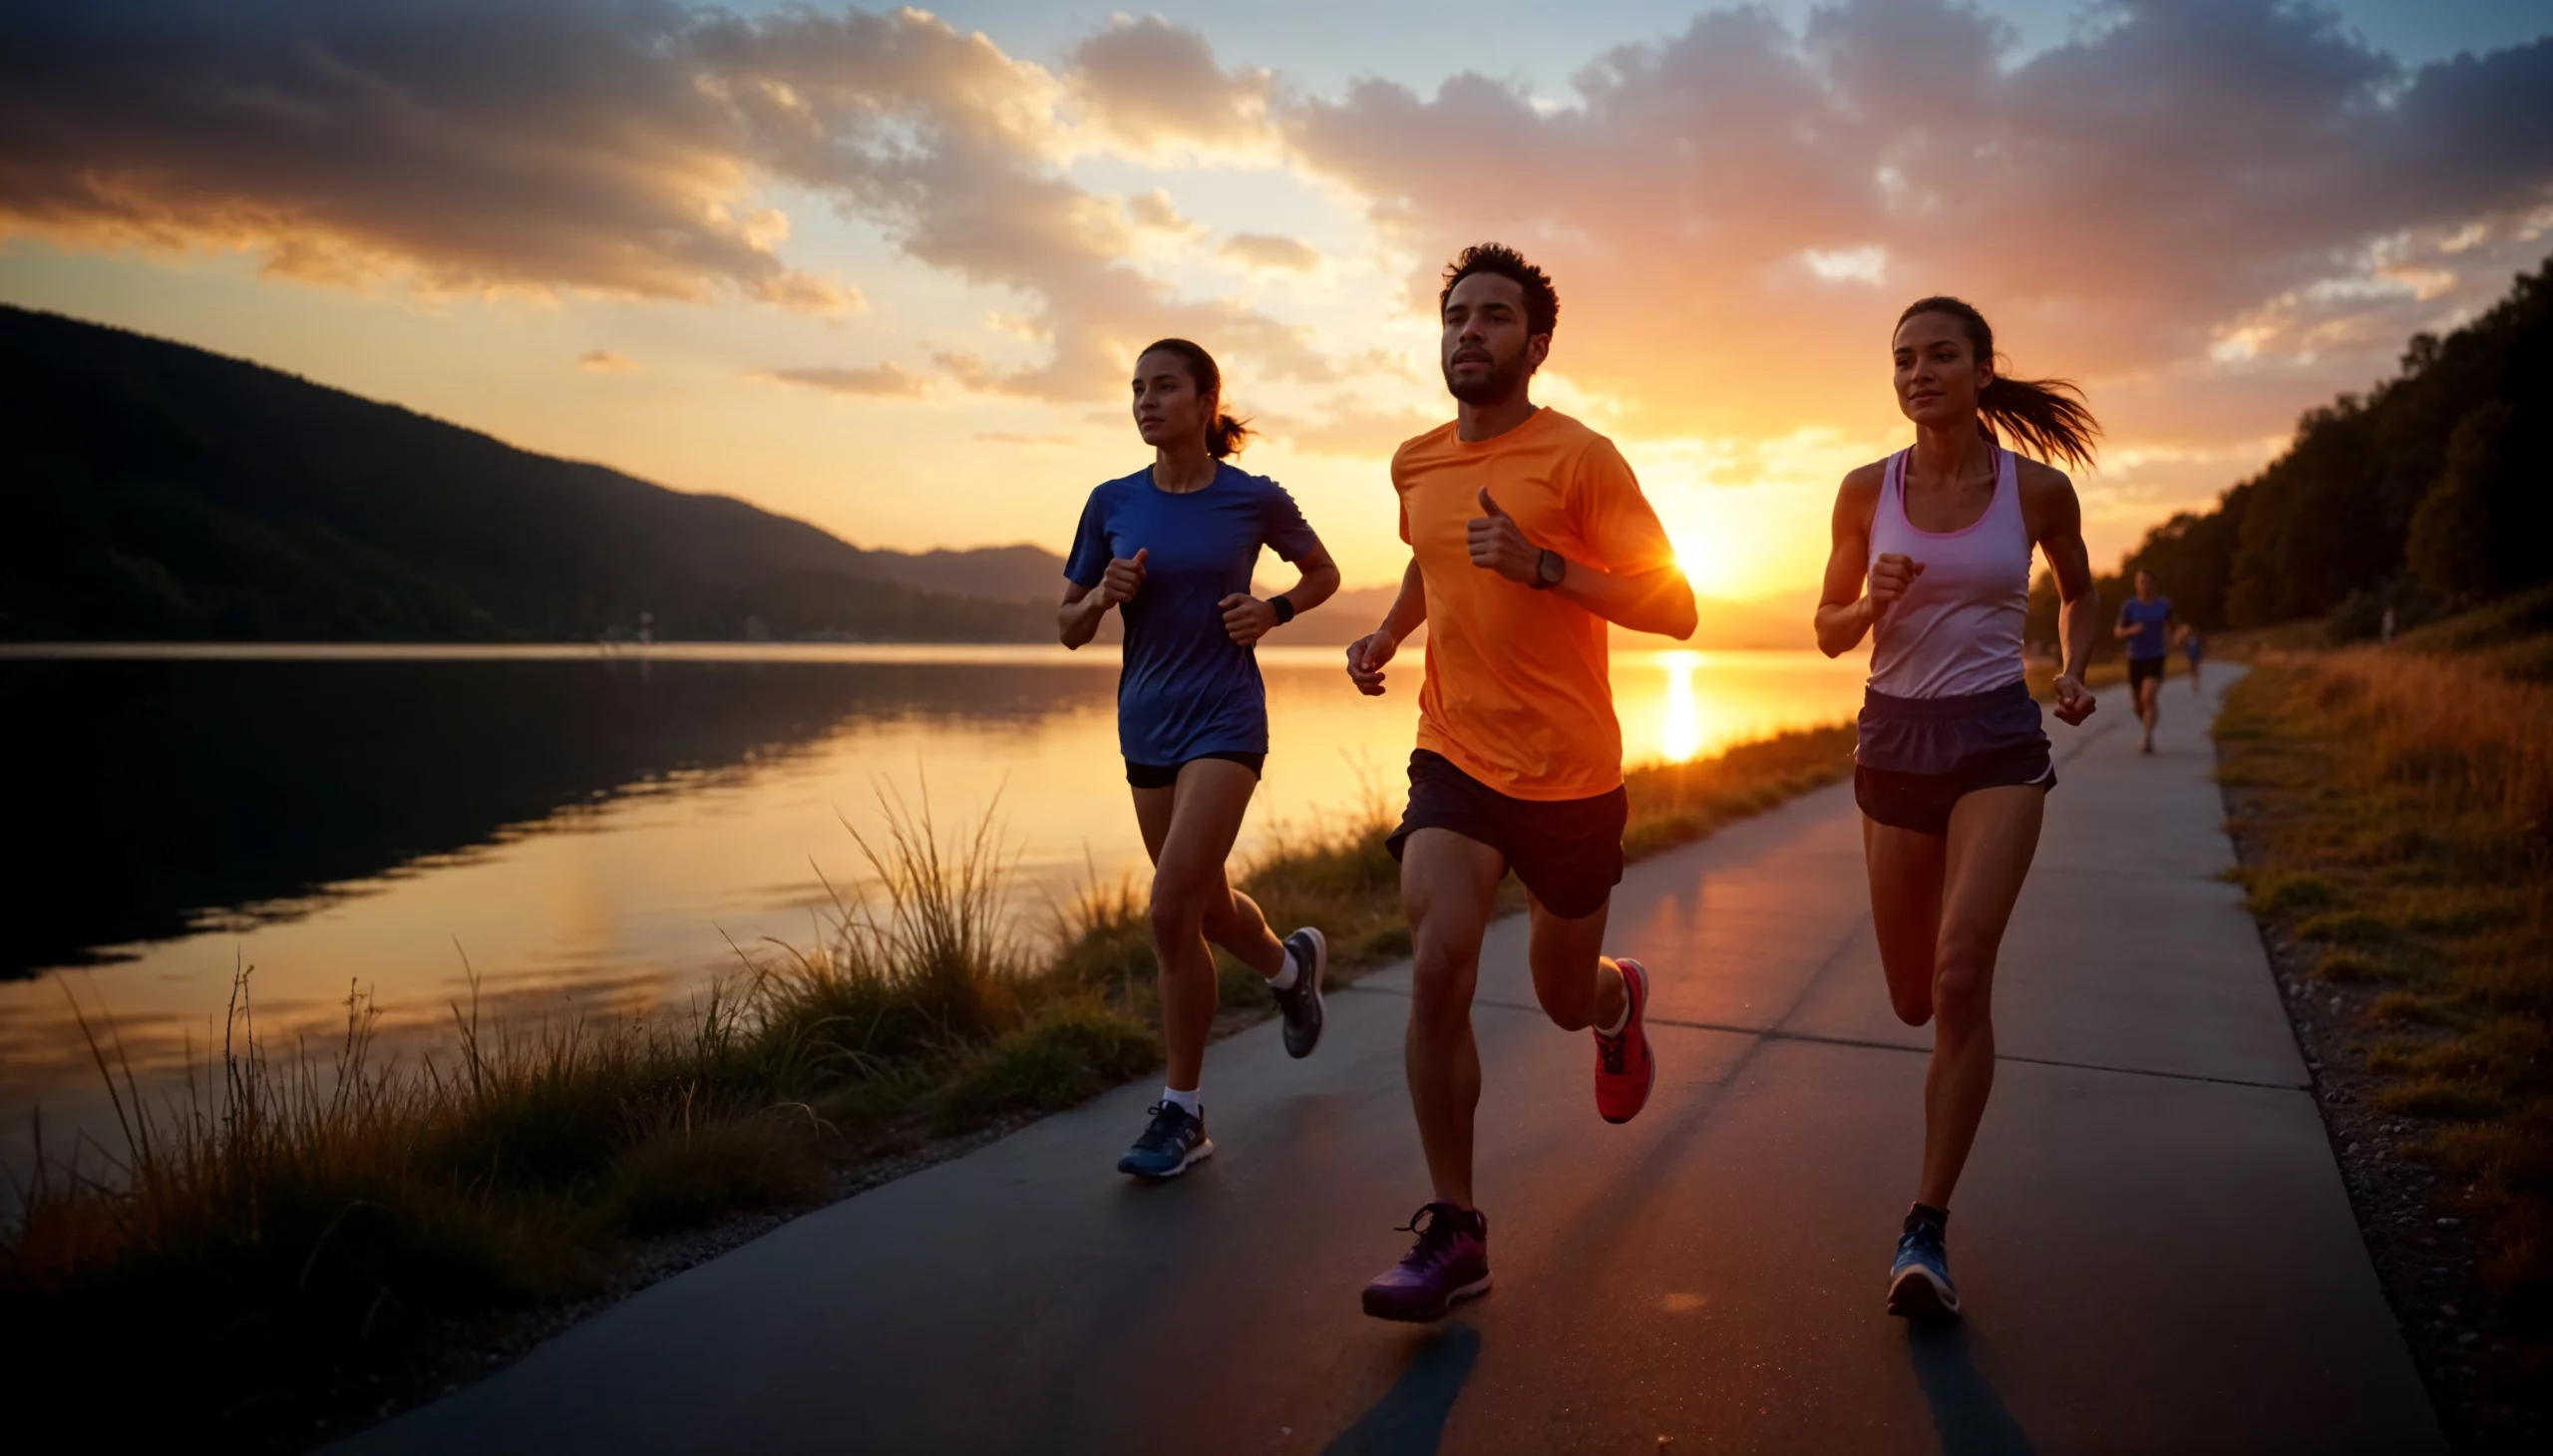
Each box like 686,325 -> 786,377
1270,594 -> 1295,624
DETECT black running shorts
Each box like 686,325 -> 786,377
1854,740 -> 2056,837
1385,749 -> 1627,919
1125,751 -> 1265,790
2128,656 -> 2166,690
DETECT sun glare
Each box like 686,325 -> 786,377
1670,530 -> 1738,602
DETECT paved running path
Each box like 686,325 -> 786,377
338,668 -> 2441,1455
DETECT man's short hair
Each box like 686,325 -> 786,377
1440,243 -> 1558,337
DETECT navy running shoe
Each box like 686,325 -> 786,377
1117,1101 -> 1213,1179
1887,1218 -> 1961,1319
1274,926 -> 1327,1058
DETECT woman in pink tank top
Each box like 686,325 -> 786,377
1813,297 -> 2104,1321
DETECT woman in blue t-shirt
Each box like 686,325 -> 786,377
1060,338 -> 1341,1179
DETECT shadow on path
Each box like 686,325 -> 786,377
1909,1321 -> 2037,1456
1323,1323 -> 1481,1456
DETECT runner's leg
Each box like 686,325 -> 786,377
1172,761 -> 1284,977
1522,893 -> 1622,1032
1142,758 -> 1272,1091
1401,827 -> 1506,1210
1864,818 -> 1948,1026
1915,783 -> 2044,1209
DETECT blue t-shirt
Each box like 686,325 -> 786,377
1065,463 -> 1321,766
2119,596 -> 2175,659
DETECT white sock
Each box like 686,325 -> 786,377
1597,965 -> 1632,1037
1267,946 -> 1300,992
1162,1085 -> 1202,1118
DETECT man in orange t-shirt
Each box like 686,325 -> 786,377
1344,243 -> 1698,1323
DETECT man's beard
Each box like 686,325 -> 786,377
1444,349 -> 1528,405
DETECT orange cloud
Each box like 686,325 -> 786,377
1126,188 -> 1204,235
0,1 -> 860,312
576,350 -> 639,373
1286,1 -> 2553,450
756,362 -> 931,398
1067,13 -> 1273,153
1221,233 -> 1321,272
8,0 -> 2550,572
1279,401 -> 1444,458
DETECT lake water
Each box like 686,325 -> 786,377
0,644 -> 1864,1179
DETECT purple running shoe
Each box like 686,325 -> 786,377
1360,1201 -> 1491,1322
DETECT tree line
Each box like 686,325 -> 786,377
2032,255 -> 2551,648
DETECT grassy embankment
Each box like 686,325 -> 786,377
0,721 -> 1854,1434
2215,587 -> 2552,1323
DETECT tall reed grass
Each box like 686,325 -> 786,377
2299,647 -> 2553,842
2219,587 -> 2552,1324
0,723 -> 1856,1442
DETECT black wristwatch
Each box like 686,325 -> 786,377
1530,548 -> 1565,590
1270,593 -> 1295,624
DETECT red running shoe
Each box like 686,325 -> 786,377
1594,957 -> 1654,1124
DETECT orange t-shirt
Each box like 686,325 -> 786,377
1393,407 -> 1678,801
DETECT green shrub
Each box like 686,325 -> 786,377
2248,872 -> 2340,915
2296,910 -> 2393,947
600,1116 -> 825,1236
934,1008 -> 1161,1132
2366,992 -> 2450,1027
2375,1077 -> 2500,1121
2314,948 -> 2383,983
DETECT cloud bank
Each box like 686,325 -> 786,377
2,0 -> 2547,505
1287,0 -> 2553,441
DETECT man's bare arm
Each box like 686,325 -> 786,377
1345,558 -> 1425,696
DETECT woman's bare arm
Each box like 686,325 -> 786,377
2020,461 -> 2100,726
1814,464 -> 1888,657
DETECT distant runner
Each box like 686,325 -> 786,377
1815,296 -> 2102,1319
1344,244 -> 1698,1321
2115,569 -> 2179,754
1060,338 -> 1341,1179
2184,626 -> 2205,696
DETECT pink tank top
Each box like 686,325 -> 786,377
1866,444 -> 2032,699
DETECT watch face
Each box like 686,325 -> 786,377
1539,549 -> 1564,584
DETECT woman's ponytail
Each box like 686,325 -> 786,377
1137,337 -> 1252,459
1206,411 -> 1254,459
1896,296 -> 2101,472
1978,374 -> 2099,473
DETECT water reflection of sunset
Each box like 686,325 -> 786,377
0,646 -> 1866,1179
1658,650 -> 1704,764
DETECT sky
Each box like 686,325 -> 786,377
2,1 -> 2549,602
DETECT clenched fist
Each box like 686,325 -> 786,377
1868,551 -> 1925,614
1219,593 -> 1277,645
1345,629 -> 1398,696
2050,672 -> 2098,727
1099,547 -> 1149,607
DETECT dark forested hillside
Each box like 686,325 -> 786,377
0,306 -> 1067,641
2032,256 -> 2553,646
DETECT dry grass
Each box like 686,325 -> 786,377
0,720 -> 1855,1443
2218,587 -> 2553,1319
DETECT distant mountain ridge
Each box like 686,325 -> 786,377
0,305 -> 1066,642
0,304 -> 1819,649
